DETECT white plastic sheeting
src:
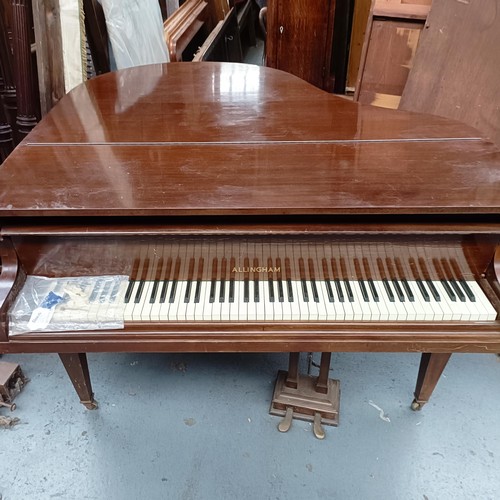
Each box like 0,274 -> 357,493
100,0 -> 170,69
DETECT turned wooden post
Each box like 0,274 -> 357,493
11,0 -> 39,141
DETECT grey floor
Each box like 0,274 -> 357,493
1,351 -> 499,500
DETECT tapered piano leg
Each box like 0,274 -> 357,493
58,353 -> 98,409
411,353 -> 452,411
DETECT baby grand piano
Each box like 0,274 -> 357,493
0,63 -> 499,436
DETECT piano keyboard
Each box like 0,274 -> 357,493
116,241 -> 497,322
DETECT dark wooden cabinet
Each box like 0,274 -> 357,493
265,0 -> 336,90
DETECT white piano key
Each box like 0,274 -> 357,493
315,281 -> 329,320
135,281 -> 153,321
123,281 -> 139,321
432,281 -> 460,320
255,280 -> 266,321
262,278 -> 276,321
370,281 -> 392,321
289,281 -> 303,320
405,281 -> 431,321
174,281 -> 189,321
228,280 -> 241,321
467,281 -> 498,320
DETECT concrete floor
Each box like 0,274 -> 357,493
1,351 -> 499,500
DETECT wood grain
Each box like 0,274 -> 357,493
32,0 -> 65,115
400,0 -> 500,148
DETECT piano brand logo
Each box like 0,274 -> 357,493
232,266 -> 281,274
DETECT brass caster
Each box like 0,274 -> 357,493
411,399 -> 423,411
0,401 -> 16,411
313,412 -> 325,440
278,407 -> 293,432
82,399 -> 99,410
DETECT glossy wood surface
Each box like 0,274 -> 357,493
0,63 -> 499,218
0,58 -> 499,426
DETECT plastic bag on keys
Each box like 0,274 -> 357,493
8,275 -> 129,334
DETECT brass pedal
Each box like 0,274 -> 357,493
278,407 -> 294,433
270,370 -> 340,439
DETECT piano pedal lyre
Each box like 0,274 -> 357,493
270,353 -> 340,439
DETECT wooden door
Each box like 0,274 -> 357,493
266,0 -> 336,90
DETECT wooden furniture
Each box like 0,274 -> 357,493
400,0 -> 500,149
355,0 -> 432,108
266,0 -> 337,91
0,0 -> 40,151
163,0 -> 209,61
0,0 -> 15,158
0,63 -> 499,434
193,7 -> 242,62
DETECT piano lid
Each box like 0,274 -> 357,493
0,62 -> 499,218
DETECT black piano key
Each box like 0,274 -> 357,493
184,280 -> 192,303
219,256 -> 227,303
150,280 -> 160,303
392,279 -> 405,302
416,279 -> 430,302
441,279 -> 456,301
358,280 -> 369,302
134,280 -> 145,303
401,278 -> 415,302
268,279 -> 275,303
334,279 -> 344,302
449,279 -> 466,302
244,279 -> 250,303
458,279 -> 475,302
311,279 -> 319,303
426,280 -> 441,302
219,279 -> 226,303
194,280 -> 202,303
254,279 -> 260,302
168,280 -> 178,303
229,279 -> 235,303
382,278 -> 395,302
449,258 -> 476,302
367,279 -> 379,302
301,279 -> 309,302
277,279 -> 284,302
89,281 -> 102,303
124,280 -> 134,304
159,280 -> 169,303
126,257 -> 141,304
343,279 -> 354,302
325,279 -> 334,302
209,279 -> 217,303
135,257 -> 150,303
287,279 -> 294,302
440,258 -> 464,302
168,257 -> 180,304
150,257 -> 164,304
